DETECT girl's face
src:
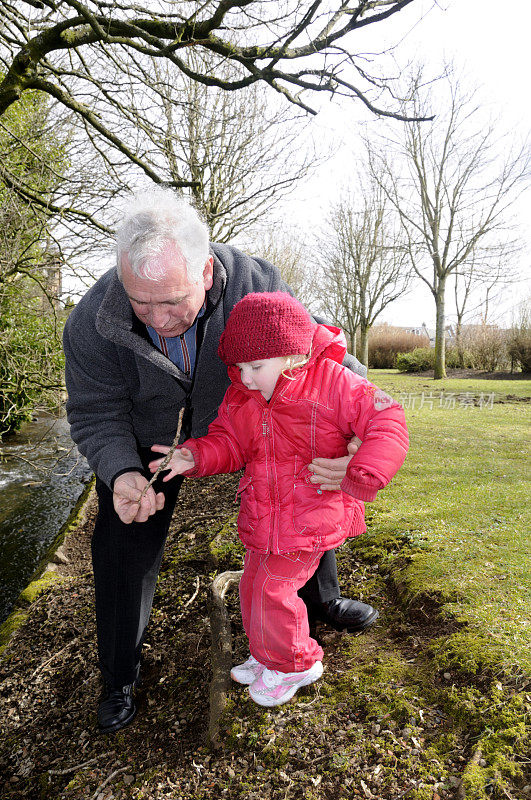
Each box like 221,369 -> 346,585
236,356 -> 290,401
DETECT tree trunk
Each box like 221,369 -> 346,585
455,316 -> 465,368
434,280 -> 447,379
348,324 -> 358,359
359,323 -> 370,367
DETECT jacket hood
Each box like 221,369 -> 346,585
227,322 -> 348,392
309,323 -> 348,365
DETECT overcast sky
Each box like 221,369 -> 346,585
292,0 -> 531,328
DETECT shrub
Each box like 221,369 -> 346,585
460,325 -> 509,372
445,346 -> 474,369
507,309 -> 531,372
368,325 -> 430,369
396,347 -> 435,372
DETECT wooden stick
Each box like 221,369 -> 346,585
207,570 -> 243,749
90,766 -> 129,800
139,407 -> 185,501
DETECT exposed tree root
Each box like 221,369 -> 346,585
207,570 -> 243,750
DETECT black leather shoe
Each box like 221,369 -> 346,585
310,598 -> 379,633
97,683 -> 137,733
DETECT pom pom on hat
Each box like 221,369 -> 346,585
218,292 -> 316,365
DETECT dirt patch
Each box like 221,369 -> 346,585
0,475 -> 529,800
407,369 -> 530,380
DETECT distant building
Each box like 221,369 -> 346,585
25,250 -> 63,312
399,323 -> 436,345
41,252 -> 63,311
446,323 -> 502,344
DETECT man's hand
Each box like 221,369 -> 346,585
113,471 -> 165,524
308,436 -> 362,491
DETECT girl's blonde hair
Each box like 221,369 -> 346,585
281,349 -> 311,380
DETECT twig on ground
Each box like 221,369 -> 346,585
394,789 -> 413,800
90,766 -> 129,800
48,752 -> 115,775
175,513 -> 225,535
207,569 -> 243,749
173,577 -> 201,625
139,407 -> 184,500
47,750 -> 115,768
184,577 -> 201,608
30,638 -> 80,680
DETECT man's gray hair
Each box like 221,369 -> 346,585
115,187 -> 210,283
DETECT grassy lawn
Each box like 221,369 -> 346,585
364,369 -> 531,674
370,369 -> 531,400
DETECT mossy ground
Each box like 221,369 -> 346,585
0,373 -> 529,799
366,369 -> 530,675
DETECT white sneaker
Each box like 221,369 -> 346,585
248,661 -> 323,707
230,655 -> 265,685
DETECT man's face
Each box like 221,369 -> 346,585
121,243 -> 213,338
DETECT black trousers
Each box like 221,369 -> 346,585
92,462 -> 341,687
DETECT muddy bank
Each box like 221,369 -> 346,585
0,474 -> 529,800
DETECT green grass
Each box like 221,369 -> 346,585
369,369 -> 531,400
365,370 -> 531,674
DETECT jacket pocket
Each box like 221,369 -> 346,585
236,473 -> 259,536
292,460 -> 345,536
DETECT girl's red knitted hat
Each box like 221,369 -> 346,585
218,292 -> 316,365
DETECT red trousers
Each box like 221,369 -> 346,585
239,548 -> 325,673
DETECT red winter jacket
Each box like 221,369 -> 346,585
183,325 -> 409,554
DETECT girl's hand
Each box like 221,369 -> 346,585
149,445 -> 195,481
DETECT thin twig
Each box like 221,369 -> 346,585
68,672 -> 98,701
172,576 -> 202,625
30,638 -> 80,680
183,576 -> 200,608
48,752 -> 114,776
394,789 -> 413,800
139,407 -> 184,500
174,513 -> 225,535
47,750 -> 115,768
90,766 -> 129,800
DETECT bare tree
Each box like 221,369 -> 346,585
0,90 -> 66,301
245,227 -> 318,310
452,247 -> 514,367
135,55 -> 317,242
0,2 -> 431,198
0,85 -> 123,302
318,182 -> 410,364
0,91 -> 72,434
317,220 -> 361,357
368,73 -> 529,378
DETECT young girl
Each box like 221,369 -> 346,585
150,292 -> 409,707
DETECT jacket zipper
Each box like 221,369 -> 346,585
261,409 -> 278,553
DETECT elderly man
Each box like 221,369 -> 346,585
64,189 -> 378,733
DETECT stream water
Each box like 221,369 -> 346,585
0,413 -> 92,624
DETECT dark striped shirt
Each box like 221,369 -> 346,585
146,303 -> 206,376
